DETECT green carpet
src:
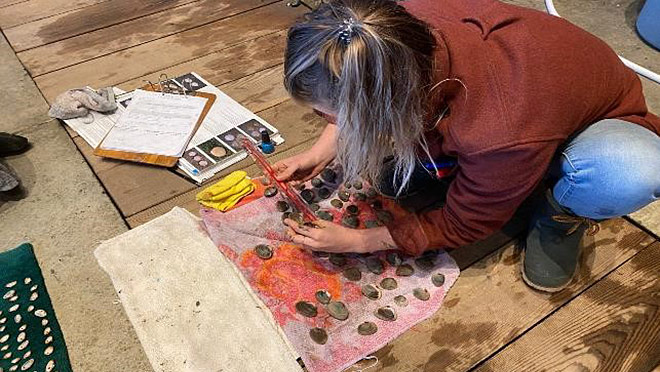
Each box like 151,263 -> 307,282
0,243 -> 72,372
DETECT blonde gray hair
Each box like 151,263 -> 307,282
284,0 -> 437,193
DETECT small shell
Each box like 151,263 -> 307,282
327,301 -> 349,321
300,189 -> 315,203
16,332 -> 25,343
413,288 -> 431,301
346,205 -> 359,215
1,345 -> 7,351
354,192 -> 367,202
23,278 -> 31,285
295,301 -> 318,318
2,351 -> 9,359
329,254 -> 347,267
8,305 -> 18,313
18,325 -> 26,331
309,203 -> 320,212
364,220 -> 380,229
309,327 -> 328,345
316,211 -> 334,222
361,284 -> 381,300
311,178 -> 323,188
44,327 -> 51,336
34,309 -> 47,318
342,267 -> 362,282
20,358 -> 33,370
320,168 -> 337,183
275,200 -> 290,212
22,351 -> 30,359
338,190 -> 350,202
11,357 -> 19,364
8,296 -> 17,303
386,252 -> 403,266
0,334 -> 8,343
26,306 -> 34,312
330,199 -> 344,208
17,340 -> 28,351
264,186 -> 278,197
29,285 -> 37,292
353,181 -> 363,190
9,364 -> 18,372
380,278 -> 398,290
46,360 -> 55,372
395,264 -> 415,277
432,273 -> 446,287
415,256 -> 435,271
45,336 -> 53,344
357,322 -> 378,336
41,319 -> 48,326
29,292 -> 38,301
3,290 -> 15,300
0,326 -> 4,333
288,212 -> 304,225
341,215 -> 359,228
44,346 -> 54,356
394,295 -> 409,307
0,318 -> 5,325
254,244 -> 273,260
317,188 -> 331,200
365,257 -> 385,275
315,290 -> 331,305
4,281 -> 16,288
13,315 -> 21,324
374,306 -> 397,321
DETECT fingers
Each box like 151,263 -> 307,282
274,163 -> 296,181
284,219 -> 319,238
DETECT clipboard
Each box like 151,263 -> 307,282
93,80 -> 216,168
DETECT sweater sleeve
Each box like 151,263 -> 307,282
386,140 -> 562,256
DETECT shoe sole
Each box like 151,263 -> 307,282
520,249 -> 578,293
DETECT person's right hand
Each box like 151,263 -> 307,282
273,151 -> 330,185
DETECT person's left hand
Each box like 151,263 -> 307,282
284,219 -> 368,253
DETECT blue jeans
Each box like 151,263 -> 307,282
552,119 -> 660,219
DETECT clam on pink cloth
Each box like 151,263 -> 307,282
201,195 -> 459,372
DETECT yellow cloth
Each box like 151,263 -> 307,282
196,171 -> 255,211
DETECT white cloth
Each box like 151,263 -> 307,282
95,207 -> 301,372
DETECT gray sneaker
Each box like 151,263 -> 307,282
522,190 -> 600,292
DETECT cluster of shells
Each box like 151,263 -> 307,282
2,278 -> 58,372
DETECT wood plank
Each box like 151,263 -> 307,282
629,202 -> 660,239
4,0 -> 203,51
367,219 -> 656,372
476,242 -> 660,372
117,30 -> 287,94
32,3 -> 299,102
0,0 -> 28,9
0,0 -> 110,29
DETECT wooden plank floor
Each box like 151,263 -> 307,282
3,1 -> 658,371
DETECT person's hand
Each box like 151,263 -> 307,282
284,220 -> 397,253
273,151 -> 330,185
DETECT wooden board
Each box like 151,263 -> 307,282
629,203 -> 660,239
24,1 -> 299,81
363,219 -> 656,372
3,0 -> 203,51
0,0 -> 110,29
475,242 -> 660,372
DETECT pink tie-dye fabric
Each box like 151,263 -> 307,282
201,193 -> 459,372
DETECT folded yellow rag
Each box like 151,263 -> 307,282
196,171 -> 255,211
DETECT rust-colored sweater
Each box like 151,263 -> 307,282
387,0 -> 660,256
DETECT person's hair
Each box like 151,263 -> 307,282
284,0 -> 437,193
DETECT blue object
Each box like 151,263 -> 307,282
551,119 -> 660,219
259,131 -> 275,154
637,0 -> 660,50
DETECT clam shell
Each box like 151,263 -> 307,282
315,290 -> 331,305
281,211 -> 292,222
3,290 -> 15,300
346,205 -> 359,215
365,257 -> 385,275
276,200 -> 290,212
13,315 -> 21,324
415,256 -> 435,271
4,281 -> 16,288
288,212 -> 304,225
26,306 -> 34,312
364,220 -> 380,229
341,215 -> 359,228
300,189 -> 315,203
309,327 -> 328,345
432,273 -> 446,287
338,190 -> 350,202
374,306 -> 397,321
23,278 -> 31,285
386,252 -> 403,266
361,284 -> 381,300
264,187 -> 278,197
311,178 -> 323,188
9,305 -> 19,313
295,301 -> 318,318
354,193 -> 367,202
34,309 -> 47,318
309,203 -> 320,212
21,358 -> 34,370
16,332 -> 25,342
46,360 -> 55,372
254,245 -> 273,260
320,168 -> 337,183
316,210 -> 334,222
44,346 -> 54,356
395,264 -> 415,277
22,350 -> 31,359
413,288 -> 431,301
18,325 -> 26,331
317,188 -> 331,199
329,254 -> 347,267
29,292 -> 38,301
380,278 -> 398,290
327,301 -> 349,321
357,322 -> 378,336
2,351 -> 10,359
394,295 -> 408,307
17,340 -> 28,351
342,267 -> 362,282
330,199 -> 344,208
353,181 -> 363,190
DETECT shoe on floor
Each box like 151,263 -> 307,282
0,132 -> 29,157
522,190 -> 600,292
